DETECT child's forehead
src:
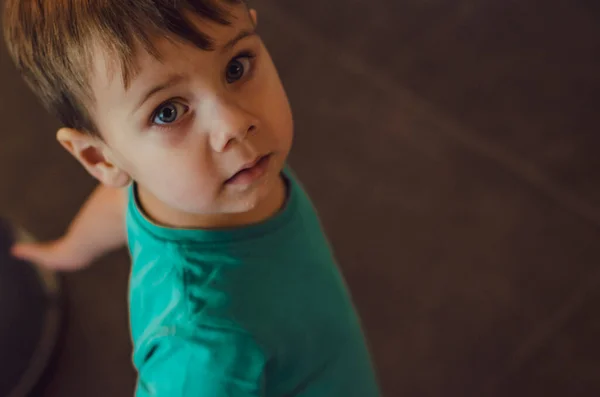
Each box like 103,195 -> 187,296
88,7 -> 255,111
91,6 -> 253,88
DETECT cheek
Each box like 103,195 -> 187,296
254,63 -> 294,148
125,144 -> 219,208
270,88 -> 294,155
146,166 -> 219,212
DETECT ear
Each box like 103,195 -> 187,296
249,9 -> 258,26
56,128 -> 131,188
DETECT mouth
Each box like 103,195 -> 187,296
225,153 -> 273,185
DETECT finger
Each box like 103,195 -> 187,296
12,242 -> 72,270
11,243 -> 52,265
12,241 -> 89,271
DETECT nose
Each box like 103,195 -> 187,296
203,96 -> 258,152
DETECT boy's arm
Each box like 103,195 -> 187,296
11,183 -> 128,270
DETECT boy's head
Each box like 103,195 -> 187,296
3,0 -> 293,226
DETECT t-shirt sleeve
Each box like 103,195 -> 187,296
133,324 -> 267,397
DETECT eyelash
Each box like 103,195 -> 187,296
149,50 -> 258,132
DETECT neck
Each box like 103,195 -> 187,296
136,176 -> 287,230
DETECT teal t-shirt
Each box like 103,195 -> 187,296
126,168 -> 380,397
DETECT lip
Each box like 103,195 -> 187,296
225,153 -> 272,185
239,156 -> 263,173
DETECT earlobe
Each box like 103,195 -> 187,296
108,169 -> 133,188
250,9 -> 258,26
56,127 -> 131,187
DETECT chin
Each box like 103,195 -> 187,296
233,181 -> 274,211
228,172 -> 281,213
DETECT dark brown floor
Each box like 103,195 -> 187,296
1,0 -> 599,396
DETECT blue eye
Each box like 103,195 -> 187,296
152,102 -> 188,125
226,53 -> 254,83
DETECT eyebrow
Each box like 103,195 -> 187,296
222,29 -> 257,53
134,74 -> 185,112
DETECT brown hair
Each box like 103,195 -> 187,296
3,0 -> 244,135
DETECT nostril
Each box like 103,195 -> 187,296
247,125 -> 257,134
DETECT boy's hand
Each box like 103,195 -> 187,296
9,184 -> 129,271
11,237 -> 93,271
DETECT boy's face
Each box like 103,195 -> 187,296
80,5 -> 293,223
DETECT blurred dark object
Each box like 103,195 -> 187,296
0,219 -> 63,397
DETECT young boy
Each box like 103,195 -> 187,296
4,0 -> 380,395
